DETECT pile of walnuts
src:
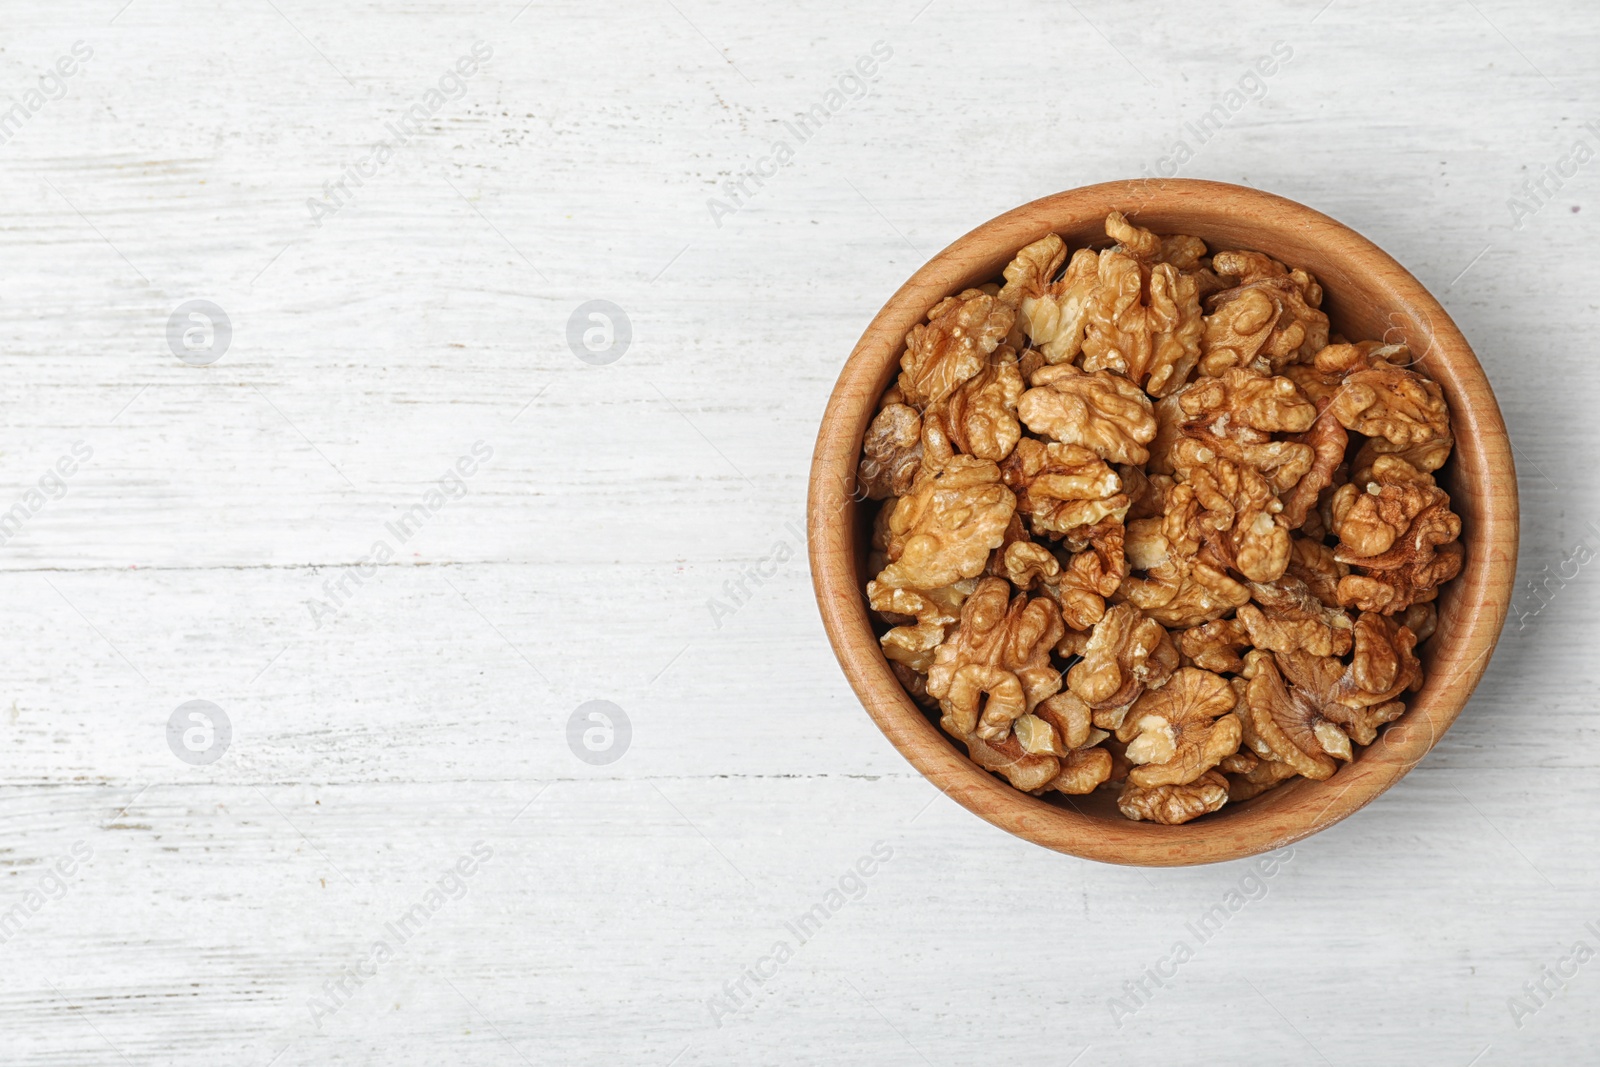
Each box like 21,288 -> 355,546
858,211 -> 1461,825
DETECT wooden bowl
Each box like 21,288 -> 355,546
807,179 -> 1518,867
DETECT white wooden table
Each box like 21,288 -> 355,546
1,1 -> 1594,1062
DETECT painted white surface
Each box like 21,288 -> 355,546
0,0 -> 1595,1062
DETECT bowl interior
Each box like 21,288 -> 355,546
812,180 -> 1517,865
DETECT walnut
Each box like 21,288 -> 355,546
1080,249 -> 1153,382
1201,286 -> 1278,377
1115,668 -> 1242,787
1227,755 -> 1300,802
859,403 -> 924,499
1176,368 -> 1317,492
999,236 -> 1100,364
1118,493 -> 1252,629
1326,344 -> 1451,451
1202,251 -> 1329,373
1001,437 -> 1129,538
997,539 -> 1060,591
1285,536 -> 1347,607
945,350 -> 1025,460
1034,690 -> 1093,751
889,660 -> 938,710
868,579 -> 972,673
1176,617 -> 1251,674
1401,601 -> 1437,643
1050,745 -> 1114,794
927,578 -> 1064,741
1330,456 -> 1462,614
1240,649 -> 1395,780
1018,365 -> 1158,465
1238,577 -> 1354,657
1144,263 -> 1205,397
898,289 -> 1015,409
1168,443 -> 1292,583
1278,400 -> 1348,529
1054,520 -> 1128,630
1065,603 -> 1178,725
1332,612 -> 1422,725
1118,770 -> 1230,824
877,457 -> 1016,591
964,732 -> 1060,793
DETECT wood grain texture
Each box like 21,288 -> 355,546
1,0 -> 1596,1062
809,179 -> 1518,865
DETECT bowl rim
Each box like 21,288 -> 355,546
807,178 -> 1519,867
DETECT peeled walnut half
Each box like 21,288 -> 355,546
1065,602 -> 1178,727
964,732 -> 1060,793
1238,577 -> 1354,657
1116,668 -> 1242,788
867,579 -> 972,673
1001,437 -> 1129,538
999,235 -> 1100,365
1176,616 -> 1251,674
1054,520 -> 1128,631
1331,456 -> 1463,614
858,403 -> 924,499
945,349 -> 1025,461
877,456 -> 1016,591
1177,368 -> 1317,494
1018,364 -> 1158,466
1119,498 -> 1252,629
927,578 -> 1064,740
1201,250 -> 1329,374
1240,649 -> 1391,779
1119,770 -> 1230,825
1332,612 -> 1422,735
1169,442 -> 1292,583
898,289 -> 1016,409
1324,342 -> 1451,452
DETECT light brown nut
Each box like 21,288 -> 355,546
1328,348 -> 1451,451
1000,237 -> 1100,365
1329,456 -> 1449,559
1104,210 -> 1163,259
1066,603 -> 1178,712
858,403 -> 924,500
1285,536 -> 1348,607
1333,612 -> 1422,720
1353,431 -> 1454,482
1035,691 -> 1093,751
1238,577 -> 1355,657
1144,263 -> 1205,397
1118,770 -> 1230,824
889,660 -> 938,710
898,289 -> 1015,408
1050,745 -> 1114,795
1227,757 -> 1300,802
1400,601 -> 1437,643
1240,648 -> 1400,779
1080,249 -> 1154,382
1201,251 -> 1329,373
997,539 -> 1060,591
1119,512 -> 1252,629
868,579 -> 973,673
1116,668 -> 1242,788
1018,365 -> 1158,465
945,350 -> 1025,461
1277,399 -> 1348,529
927,578 -> 1065,739
1146,393 -> 1186,476
1001,437 -> 1129,538
963,732 -> 1060,793
1201,287 -> 1277,376
1175,617 -> 1251,674
1330,457 -> 1463,614
1054,520 -> 1128,631
877,456 -> 1016,591
1177,368 -> 1318,493
1169,442 -> 1292,583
